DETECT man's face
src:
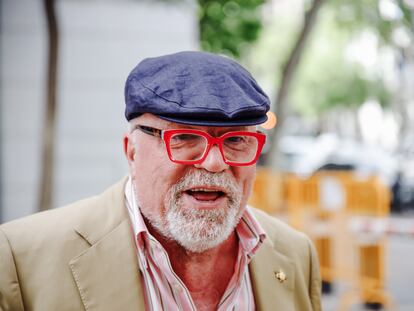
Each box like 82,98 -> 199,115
124,114 -> 257,253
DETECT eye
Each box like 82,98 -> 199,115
169,133 -> 206,149
225,136 -> 246,144
172,134 -> 200,142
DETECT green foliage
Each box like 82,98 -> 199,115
198,0 -> 412,117
292,7 -> 392,116
328,0 -> 413,46
245,14 -> 301,102
249,0 -> 412,117
198,0 -> 265,58
294,63 -> 391,116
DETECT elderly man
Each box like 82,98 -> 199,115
0,51 -> 321,311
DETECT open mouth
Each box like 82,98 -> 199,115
185,188 -> 226,201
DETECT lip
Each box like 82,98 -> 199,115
184,185 -> 229,194
182,193 -> 228,211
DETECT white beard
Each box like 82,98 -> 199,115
149,170 -> 243,253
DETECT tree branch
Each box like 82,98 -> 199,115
38,0 -> 59,211
265,0 -> 326,167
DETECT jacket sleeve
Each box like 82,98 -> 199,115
0,228 -> 24,311
307,237 -> 322,311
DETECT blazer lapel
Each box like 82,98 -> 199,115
249,238 -> 295,311
68,178 -> 146,311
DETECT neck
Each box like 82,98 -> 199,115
146,220 -> 239,310
167,232 -> 238,283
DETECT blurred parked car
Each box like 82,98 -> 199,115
278,134 -> 414,212
392,159 -> 414,212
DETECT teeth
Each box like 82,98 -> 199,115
190,188 -> 219,192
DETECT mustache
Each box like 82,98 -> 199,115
173,170 -> 240,196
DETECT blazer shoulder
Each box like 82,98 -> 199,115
249,207 -> 319,277
1,195 -> 98,236
250,207 -> 310,248
0,229 -> 25,311
0,178 -> 127,246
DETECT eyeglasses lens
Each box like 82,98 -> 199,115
223,135 -> 258,164
169,133 -> 208,161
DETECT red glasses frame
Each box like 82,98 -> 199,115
162,128 -> 266,166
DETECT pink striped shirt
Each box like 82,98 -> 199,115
125,178 -> 266,311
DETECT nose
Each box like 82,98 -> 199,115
194,145 -> 229,173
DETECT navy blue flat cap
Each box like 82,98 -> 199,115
124,51 -> 270,126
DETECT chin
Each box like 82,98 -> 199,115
165,202 -> 242,253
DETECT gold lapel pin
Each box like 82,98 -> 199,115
274,270 -> 287,283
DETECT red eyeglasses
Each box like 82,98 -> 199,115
134,125 -> 266,166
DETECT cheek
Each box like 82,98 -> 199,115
129,147 -> 187,216
233,166 -> 256,203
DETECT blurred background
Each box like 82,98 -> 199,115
1,0 -> 413,310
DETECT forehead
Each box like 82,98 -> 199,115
134,113 -> 256,133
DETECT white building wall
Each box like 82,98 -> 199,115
1,0 -> 198,222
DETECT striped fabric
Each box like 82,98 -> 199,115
125,178 -> 266,311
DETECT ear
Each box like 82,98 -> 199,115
123,133 -> 135,162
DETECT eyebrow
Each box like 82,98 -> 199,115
134,125 -> 162,137
135,122 -> 252,134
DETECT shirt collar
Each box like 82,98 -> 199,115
125,176 -> 150,238
236,206 -> 267,260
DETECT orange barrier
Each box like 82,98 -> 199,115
249,169 -> 393,310
249,168 -> 283,216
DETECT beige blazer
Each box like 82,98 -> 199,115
0,179 -> 321,311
